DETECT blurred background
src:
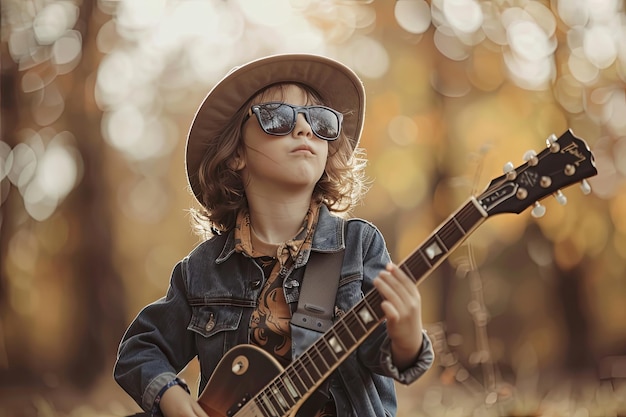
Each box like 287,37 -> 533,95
1,0 -> 625,416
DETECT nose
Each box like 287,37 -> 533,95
293,111 -> 313,139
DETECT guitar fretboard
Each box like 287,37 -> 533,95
248,198 -> 487,417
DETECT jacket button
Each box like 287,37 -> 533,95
205,313 -> 215,331
251,280 -> 262,289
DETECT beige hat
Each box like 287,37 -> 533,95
185,53 -> 366,206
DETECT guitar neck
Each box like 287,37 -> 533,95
250,198 -> 487,416
398,197 -> 487,285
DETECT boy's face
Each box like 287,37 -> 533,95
239,84 -> 329,197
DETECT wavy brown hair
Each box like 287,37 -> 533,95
189,83 -> 369,239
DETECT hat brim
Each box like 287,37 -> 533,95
185,53 -> 366,205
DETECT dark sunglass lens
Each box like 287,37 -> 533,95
257,103 -> 294,135
308,107 -> 339,139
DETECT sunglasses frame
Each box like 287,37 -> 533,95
248,102 -> 344,141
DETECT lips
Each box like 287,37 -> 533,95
292,145 -> 314,154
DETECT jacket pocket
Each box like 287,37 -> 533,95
188,305 -> 243,338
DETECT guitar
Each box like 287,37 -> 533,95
197,129 -> 597,417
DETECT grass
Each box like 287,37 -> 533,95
1,375 -> 625,417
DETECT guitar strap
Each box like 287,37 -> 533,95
291,249 -> 345,333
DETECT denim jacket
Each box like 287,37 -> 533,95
114,205 -> 434,416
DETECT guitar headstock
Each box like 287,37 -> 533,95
477,129 -> 597,217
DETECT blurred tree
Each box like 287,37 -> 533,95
59,0 -> 128,387
0,0 -> 127,390
0,18 -> 21,373
555,258 -> 593,373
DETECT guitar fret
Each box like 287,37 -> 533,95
307,344 -> 330,378
345,310 -> 367,340
463,200 -> 486,231
434,233 -> 448,251
399,263 -> 417,282
417,248 -> 433,268
258,390 -> 280,417
302,350 -> 324,380
335,319 -> 357,348
271,382 -> 294,411
440,217 -> 466,251
294,355 -> 317,388
285,366 -> 306,397
281,374 -> 300,402
253,397 -> 270,417
271,384 -> 288,414
312,343 -> 331,372
362,295 -> 384,323
400,202 -> 485,287
452,215 -> 466,233
270,377 -> 299,412
317,336 -> 339,367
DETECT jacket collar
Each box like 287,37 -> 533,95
310,204 -> 345,252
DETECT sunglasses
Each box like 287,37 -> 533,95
248,102 -> 343,141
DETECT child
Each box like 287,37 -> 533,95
114,53 -> 434,417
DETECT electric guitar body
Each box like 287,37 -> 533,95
198,345 -> 313,417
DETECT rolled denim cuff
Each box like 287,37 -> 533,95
151,377 -> 191,417
142,372 -> 178,412
380,330 -> 434,385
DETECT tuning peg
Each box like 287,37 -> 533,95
580,179 -> 591,195
531,202 -> 546,218
546,133 -> 560,152
523,150 -> 538,166
554,190 -> 567,205
503,162 -> 516,180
